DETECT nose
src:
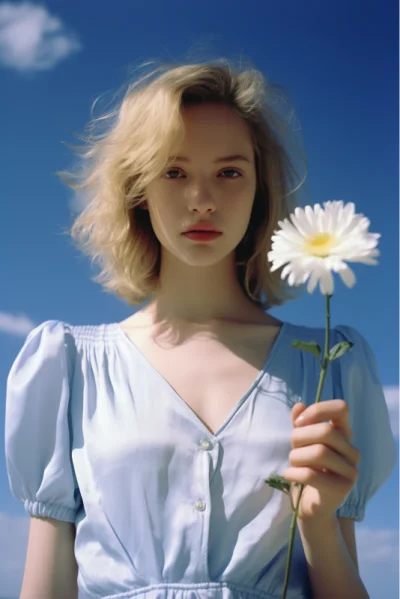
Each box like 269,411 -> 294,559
186,179 -> 216,213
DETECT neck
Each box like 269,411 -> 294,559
146,249 -> 264,327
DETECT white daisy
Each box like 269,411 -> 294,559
268,200 -> 380,295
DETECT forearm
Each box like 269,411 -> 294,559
297,517 -> 369,599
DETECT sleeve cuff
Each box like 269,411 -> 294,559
336,501 -> 365,522
24,499 -> 77,523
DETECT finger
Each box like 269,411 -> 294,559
296,399 -> 352,441
284,466 -> 357,491
288,444 -> 359,483
291,422 -> 361,466
291,402 -> 307,426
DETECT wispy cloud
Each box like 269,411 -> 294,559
0,2 -> 82,73
0,512 -> 28,598
69,190 -> 90,215
0,511 -> 80,598
357,526 -> 399,563
384,385 -> 399,438
0,311 -> 36,336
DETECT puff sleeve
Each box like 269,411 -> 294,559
332,325 -> 397,522
4,319 -> 82,523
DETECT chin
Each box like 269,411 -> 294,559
161,239 -> 236,267
182,250 -> 236,269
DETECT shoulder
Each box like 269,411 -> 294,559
23,319 -> 75,343
283,321 -> 366,344
7,319 -> 119,394
14,320 -> 118,371
25,319 -> 116,346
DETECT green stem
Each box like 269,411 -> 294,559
280,293 -> 332,599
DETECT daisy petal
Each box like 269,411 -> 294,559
304,205 -> 317,230
294,207 -> 314,235
319,268 -> 334,295
280,263 -> 293,280
307,268 -> 321,293
338,265 -> 356,288
269,259 -> 288,272
278,221 -> 304,243
353,256 -> 379,265
289,208 -> 313,237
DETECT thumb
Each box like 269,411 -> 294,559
291,402 -> 307,427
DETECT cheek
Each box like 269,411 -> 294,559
148,198 -> 178,241
230,188 -> 256,222
228,176 -> 256,202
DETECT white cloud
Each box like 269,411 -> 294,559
0,311 -> 36,336
0,512 -> 28,598
383,385 -> 399,438
0,2 -> 82,73
69,190 -> 90,215
357,526 -> 399,563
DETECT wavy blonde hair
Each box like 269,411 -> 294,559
59,58 -> 309,309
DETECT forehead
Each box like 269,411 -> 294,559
179,103 -> 253,145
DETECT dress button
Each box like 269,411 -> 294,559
200,439 -> 213,451
194,499 -> 206,512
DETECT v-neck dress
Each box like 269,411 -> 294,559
4,319 -> 397,599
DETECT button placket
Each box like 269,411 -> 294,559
192,439 -> 213,512
193,436 -> 214,579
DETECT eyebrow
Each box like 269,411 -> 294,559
168,154 -> 253,164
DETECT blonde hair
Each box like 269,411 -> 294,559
58,58 -> 309,309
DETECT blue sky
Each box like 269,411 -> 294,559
0,1 -> 398,598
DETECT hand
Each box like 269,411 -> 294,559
284,399 -> 361,523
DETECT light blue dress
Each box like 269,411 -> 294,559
4,319 -> 397,599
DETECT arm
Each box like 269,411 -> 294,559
20,516 -> 78,599
297,516 -> 369,599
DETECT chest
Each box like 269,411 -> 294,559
122,328 -> 282,435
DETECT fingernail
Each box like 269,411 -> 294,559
295,415 -> 304,425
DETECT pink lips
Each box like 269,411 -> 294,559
182,221 -> 222,242
183,221 -> 221,233
183,231 -> 222,242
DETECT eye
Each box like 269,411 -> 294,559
165,168 -> 242,179
220,169 -> 242,178
164,169 -> 183,179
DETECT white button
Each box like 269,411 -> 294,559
200,440 -> 213,451
194,499 -> 206,511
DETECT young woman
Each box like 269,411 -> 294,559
5,59 -> 396,599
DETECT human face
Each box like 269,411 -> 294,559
142,103 -> 257,268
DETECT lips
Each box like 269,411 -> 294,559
183,222 -> 221,233
183,230 -> 222,241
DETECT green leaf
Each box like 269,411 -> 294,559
291,339 -> 322,362
328,341 -> 354,362
264,474 -> 291,495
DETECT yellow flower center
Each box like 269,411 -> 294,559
304,232 -> 336,257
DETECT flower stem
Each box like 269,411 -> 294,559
280,293 -> 332,599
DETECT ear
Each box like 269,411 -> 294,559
138,200 -> 148,210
